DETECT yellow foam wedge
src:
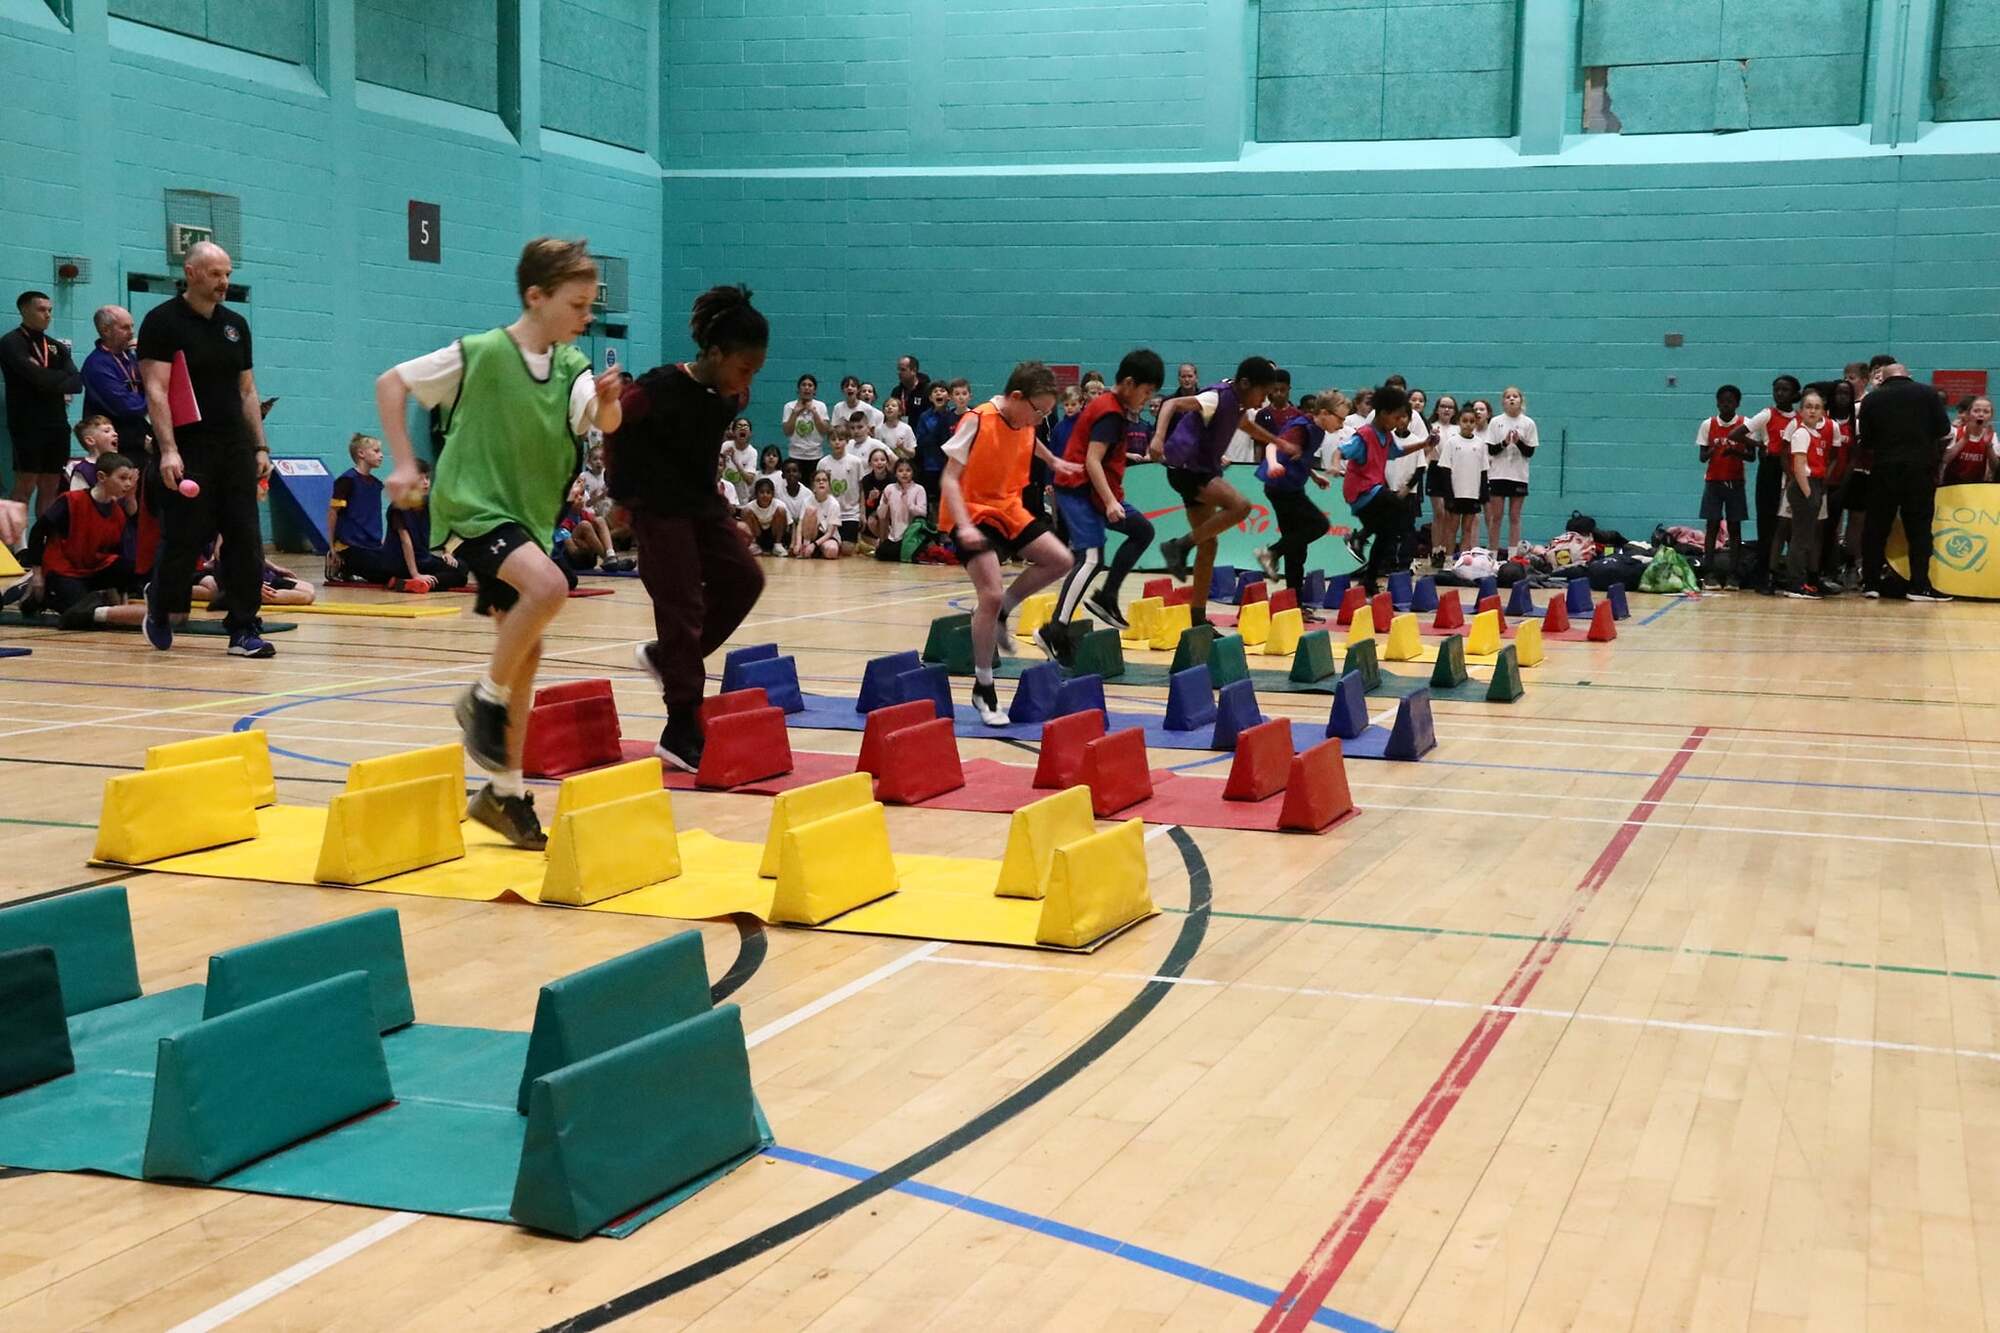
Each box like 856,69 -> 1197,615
345,744 -> 465,820
1466,609 -> 1501,656
1235,600 -> 1270,648
772,801 -> 899,926
0,545 -> 22,577
995,786 -> 1097,900
1121,597 -> 1163,646
1013,592 -> 1056,641
542,789 -> 681,907
1512,618 -> 1544,667
1035,819 -> 1153,949
1384,612 -> 1423,663
1262,606 -> 1303,659
145,731 -> 276,808
315,773 -> 465,886
1346,607 -> 1376,645
553,756 -> 662,825
95,758 -> 259,865
1148,601 -> 1193,652
759,772 -> 875,878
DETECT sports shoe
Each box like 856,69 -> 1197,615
654,715 -> 704,774
228,629 -> 276,658
1862,588 -> 1881,599
1299,606 -> 1325,624
455,684 -> 510,772
1034,619 -> 1073,666
773,546 -> 790,558
971,681 -> 1007,726
1907,589 -> 1954,603
142,578 -> 172,651
1254,546 -> 1280,582
1084,593 -> 1128,630
467,783 -> 547,850
1158,536 -> 1192,581
633,641 -> 667,693
1782,583 -> 1822,600
1343,532 -> 1368,563
58,590 -> 116,631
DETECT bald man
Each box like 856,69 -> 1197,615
81,304 -> 149,454
137,242 -> 276,656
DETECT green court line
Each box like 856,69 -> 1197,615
0,816 -> 94,830
1167,905 -> 2000,983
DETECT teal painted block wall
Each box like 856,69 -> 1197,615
0,0 -> 661,490
1936,0 -> 2000,120
356,0 -> 500,111
542,0 -> 650,148
111,0 -> 313,64
662,151 -> 2000,536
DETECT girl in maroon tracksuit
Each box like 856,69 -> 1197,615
607,286 -> 771,772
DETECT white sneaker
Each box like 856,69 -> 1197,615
971,681 -> 1007,726
1254,546 -> 1279,582
774,545 -> 791,558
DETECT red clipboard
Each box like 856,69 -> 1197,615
168,351 -> 201,428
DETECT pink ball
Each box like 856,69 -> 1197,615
178,478 -> 200,498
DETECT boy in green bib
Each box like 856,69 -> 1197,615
376,237 -> 626,848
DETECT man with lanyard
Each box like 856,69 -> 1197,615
81,305 -> 150,455
1,289 -> 81,518
138,241 -> 277,657
1859,362 -> 1954,602
887,353 -> 930,421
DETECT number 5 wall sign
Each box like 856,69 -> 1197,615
408,201 -> 441,264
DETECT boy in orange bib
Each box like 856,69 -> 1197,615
939,360 -> 1082,724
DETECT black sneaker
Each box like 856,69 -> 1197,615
228,628 -> 277,658
142,577 -> 173,650
1158,536 -> 1191,581
1299,606 -> 1325,624
1033,619 -> 1073,665
1084,593 -> 1128,630
456,685 -> 510,772
1343,532 -> 1368,563
1907,589 -> 1954,603
467,783 -> 547,850
1782,583 -> 1822,600
654,716 -> 704,773
971,681 -> 1006,726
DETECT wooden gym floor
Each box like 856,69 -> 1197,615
2,558 -> 1998,1333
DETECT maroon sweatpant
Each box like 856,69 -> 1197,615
631,508 -> 765,711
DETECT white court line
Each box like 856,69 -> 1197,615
1438,730 -> 2000,775
161,939 -> 941,1330
1350,799 -> 2000,850
1413,714 -> 1989,760
162,1211 -> 424,1333
918,955 -> 2000,1065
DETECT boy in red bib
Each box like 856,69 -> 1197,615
12,454 -> 150,629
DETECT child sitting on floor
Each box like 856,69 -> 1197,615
739,475 -> 791,556
66,415 -> 121,492
325,433 -> 400,584
196,535 -> 318,608
12,454 -> 148,630
383,458 -> 470,592
794,470 -> 846,559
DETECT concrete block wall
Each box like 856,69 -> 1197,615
110,0 -> 313,64
0,0 -> 661,485
1936,0 -> 2000,120
542,0 -> 650,148
1258,0 -> 1520,141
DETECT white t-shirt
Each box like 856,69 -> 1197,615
884,481 -> 926,540
1445,429 -> 1488,500
816,451 -> 867,520
1487,412 -> 1538,484
874,419 -> 917,461
576,466 -> 609,518
782,398 -> 831,461
833,399 -> 883,435
808,494 -> 842,535
744,497 -> 782,527
1386,415 -> 1431,492
777,481 -> 810,522
721,444 -> 760,504
758,468 -> 785,496
394,341 -> 597,434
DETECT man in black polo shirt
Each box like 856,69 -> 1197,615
886,353 -> 930,421
1,289 -> 82,517
1859,361 -> 1954,602
138,242 -> 277,656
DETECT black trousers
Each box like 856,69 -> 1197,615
152,443 -> 263,632
1265,485 -> 1329,588
1862,462 -> 1939,593
1354,489 -> 1404,588
1752,453 -> 1783,585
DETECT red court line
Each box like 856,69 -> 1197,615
1254,724 -> 1711,1333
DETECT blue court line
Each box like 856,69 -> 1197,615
761,1144 -> 1392,1333
1637,596 -> 1688,627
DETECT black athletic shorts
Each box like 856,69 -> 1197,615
1489,479 -> 1528,498
452,522 -> 538,617
839,519 -> 861,544
967,517 -> 1052,562
1166,466 -> 1220,509
43,567 -> 127,613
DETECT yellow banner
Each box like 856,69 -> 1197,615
1887,483 -> 2000,599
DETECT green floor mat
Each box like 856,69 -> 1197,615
949,652 -> 1512,703
0,987 -> 768,1237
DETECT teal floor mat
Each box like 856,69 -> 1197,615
951,654 -> 1510,703
0,986 -> 769,1237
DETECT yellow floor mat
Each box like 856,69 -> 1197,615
102,806 -> 1145,951
203,602 -> 462,619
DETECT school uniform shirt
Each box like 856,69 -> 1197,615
721,443 -> 760,504
1696,414 -> 1747,483
576,466 -> 610,519
1444,429 -> 1489,501
1741,406 -> 1798,460
1487,412 -> 1537,484
874,419 -> 917,461
777,481 -> 810,522
1387,415 -> 1431,493
782,398 -> 831,461
1789,420 -> 1835,479
1945,425 -> 1995,484
884,482 -> 926,540
815,450 -> 867,521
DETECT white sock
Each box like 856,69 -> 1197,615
474,674 -> 507,705
974,666 -> 994,688
490,769 -> 525,798
93,606 -> 112,624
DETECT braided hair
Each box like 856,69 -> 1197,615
690,284 -> 768,354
